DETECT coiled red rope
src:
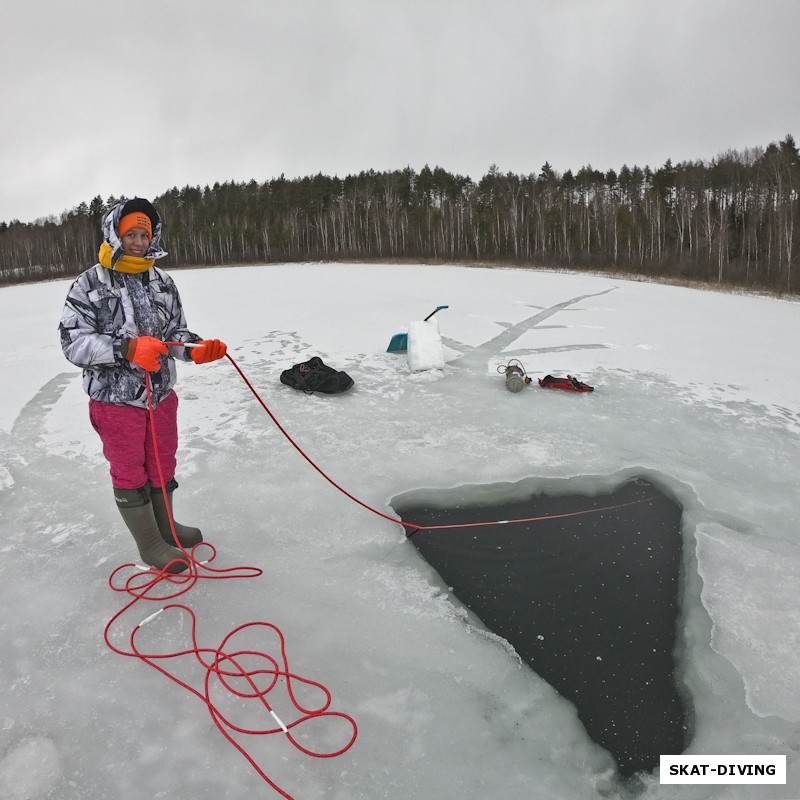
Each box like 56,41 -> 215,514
103,355 -> 358,800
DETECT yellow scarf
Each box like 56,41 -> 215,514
98,241 -> 155,274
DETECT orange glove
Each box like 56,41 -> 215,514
190,339 -> 227,364
125,336 -> 168,372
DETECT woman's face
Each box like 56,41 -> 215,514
121,227 -> 151,257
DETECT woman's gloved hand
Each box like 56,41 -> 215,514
190,339 -> 227,364
125,336 -> 168,372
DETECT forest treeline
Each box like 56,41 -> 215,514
1,134 -> 798,294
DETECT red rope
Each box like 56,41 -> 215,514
221,351 -> 655,534
223,352 -> 409,529
105,345 -> 653,796
414,497 -> 656,533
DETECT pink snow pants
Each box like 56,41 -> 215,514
89,391 -> 179,489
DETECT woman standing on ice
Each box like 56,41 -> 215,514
59,198 -> 227,573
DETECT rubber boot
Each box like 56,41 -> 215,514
150,479 -> 203,549
114,486 -> 189,574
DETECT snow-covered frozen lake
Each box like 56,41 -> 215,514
1,262 -> 798,799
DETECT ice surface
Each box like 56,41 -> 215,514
1,263 -> 799,799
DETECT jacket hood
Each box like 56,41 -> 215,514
101,198 -> 168,268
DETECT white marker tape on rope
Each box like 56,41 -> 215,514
269,709 -> 289,734
137,608 -> 165,628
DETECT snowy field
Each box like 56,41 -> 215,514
1,262 -> 798,800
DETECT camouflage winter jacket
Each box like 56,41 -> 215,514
59,203 -> 200,408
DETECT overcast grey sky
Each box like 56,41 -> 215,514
2,0 -> 799,224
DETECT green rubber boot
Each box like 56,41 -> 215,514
150,480 -> 203,549
114,486 -> 189,574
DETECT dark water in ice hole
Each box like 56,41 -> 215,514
393,477 -> 689,778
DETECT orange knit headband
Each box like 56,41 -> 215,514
119,211 -> 153,239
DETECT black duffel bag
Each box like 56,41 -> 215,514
279,356 -> 354,395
